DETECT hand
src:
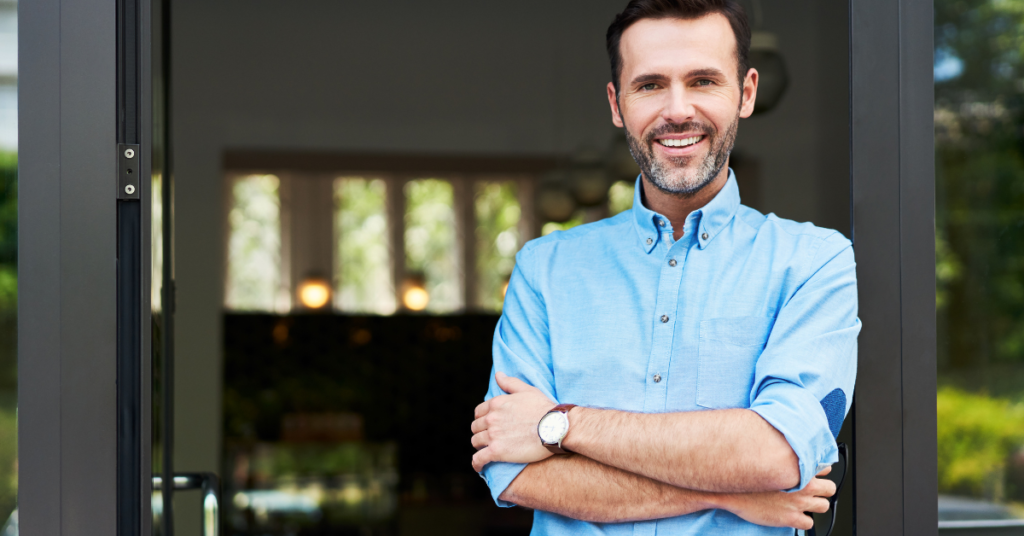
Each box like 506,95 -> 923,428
471,371 -> 558,472
713,467 -> 837,530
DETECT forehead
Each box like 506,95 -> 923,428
618,14 -> 738,80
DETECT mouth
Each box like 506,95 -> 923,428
655,135 -> 705,148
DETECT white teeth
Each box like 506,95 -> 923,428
659,136 -> 702,148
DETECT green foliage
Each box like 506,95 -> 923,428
404,180 -> 459,312
0,151 -> 15,524
253,443 -> 396,478
607,180 -> 635,216
474,182 -> 520,312
0,152 -> 15,314
0,406 -> 16,524
938,387 -> 1024,498
541,211 -> 585,236
936,231 -> 963,311
936,0 -> 1024,99
935,0 -> 1024,369
336,178 -> 393,314
226,175 -> 282,311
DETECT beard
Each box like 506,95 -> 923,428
625,113 -> 739,197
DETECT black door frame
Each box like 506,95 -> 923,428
850,0 -> 937,534
18,0 -> 938,533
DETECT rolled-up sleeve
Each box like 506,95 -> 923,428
748,232 -> 860,491
480,244 -> 556,507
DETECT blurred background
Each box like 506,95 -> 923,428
169,1 -> 850,534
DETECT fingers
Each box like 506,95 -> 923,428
495,371 -> 535,394
808,476 -> 837,498
471,431 -> 490,450
794,513 -> 814,531
474,400 -> 490,419
806,497 -> 831,514
816,465 -> 832,477
470,416 -> 488,434
472,447 -> 494,472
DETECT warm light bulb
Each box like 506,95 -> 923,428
298,279 -> 331,309
403,287 -> 429,311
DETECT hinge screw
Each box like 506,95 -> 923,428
124,148 -> 135,159
125,184 -> 135,195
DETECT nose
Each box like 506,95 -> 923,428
661,85 -> 696,124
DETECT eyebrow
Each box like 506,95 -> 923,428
686,68 -> 727,79
629,68 -> 728,87
630,73 -> 667,86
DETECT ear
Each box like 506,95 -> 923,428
608,82 -> 625,128
739,68 -> 759,119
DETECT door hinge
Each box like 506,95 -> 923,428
118,143 -> 141,200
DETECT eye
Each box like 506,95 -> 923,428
695,79 -> 714,87
640,83 -> 658,91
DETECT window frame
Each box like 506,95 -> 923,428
222,153 -> 549,314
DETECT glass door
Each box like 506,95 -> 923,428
934,1 -> 1024,530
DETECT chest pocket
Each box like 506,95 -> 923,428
697,316 -> 774,409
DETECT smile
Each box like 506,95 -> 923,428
657,136 -> 704,148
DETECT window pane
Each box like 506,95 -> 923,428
935,0 -> 1024,523
226,174 -> 284,311
474,181 -> 521,311
335,178 -> 395,314
608,180 -> 635,216
404,179 -> 460,313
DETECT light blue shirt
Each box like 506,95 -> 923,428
482,171 -> 860,535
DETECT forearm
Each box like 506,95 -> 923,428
499,454 -> 718,523
562,407 -> 799,493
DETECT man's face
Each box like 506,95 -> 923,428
608,15 -> 758,196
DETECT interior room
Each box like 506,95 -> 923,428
160,0 -> 851,534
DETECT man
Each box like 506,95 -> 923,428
470,0 -> 859,534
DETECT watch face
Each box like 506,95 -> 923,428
538,412 -> 568,444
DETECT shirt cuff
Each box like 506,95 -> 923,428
479,461 -> 528,507
749,381 -> 839,491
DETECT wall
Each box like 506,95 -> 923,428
170,1 -> 848,533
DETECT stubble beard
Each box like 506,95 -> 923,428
625,112 -> 739,198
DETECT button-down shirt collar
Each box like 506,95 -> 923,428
632,169 -> 741,253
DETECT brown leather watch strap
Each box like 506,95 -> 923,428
543,404 -> 577,455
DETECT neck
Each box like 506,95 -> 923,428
641,163 -> 730,241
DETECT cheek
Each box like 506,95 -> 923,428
622,99 -> 662,136
694,93 -> 741,126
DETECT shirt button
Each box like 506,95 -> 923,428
669,259 -> 677,267
646,238 -> 653,245
658,219 -> 666,227
702,232 -> 709,240
661,315 -> 669,323
653,373 -> 662,383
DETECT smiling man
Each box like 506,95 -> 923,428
470,1 -> 860,534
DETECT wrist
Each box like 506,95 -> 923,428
704,491 -> 739,513
560,406 -> 587,452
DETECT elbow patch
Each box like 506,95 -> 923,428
820,389 -> 846,439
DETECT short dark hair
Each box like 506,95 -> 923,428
606,0 -> 752,93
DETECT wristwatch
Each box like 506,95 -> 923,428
538,403 -> 577,454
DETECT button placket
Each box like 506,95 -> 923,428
642,237 -> 688,413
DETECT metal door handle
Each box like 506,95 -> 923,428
153,473 -> 220,536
